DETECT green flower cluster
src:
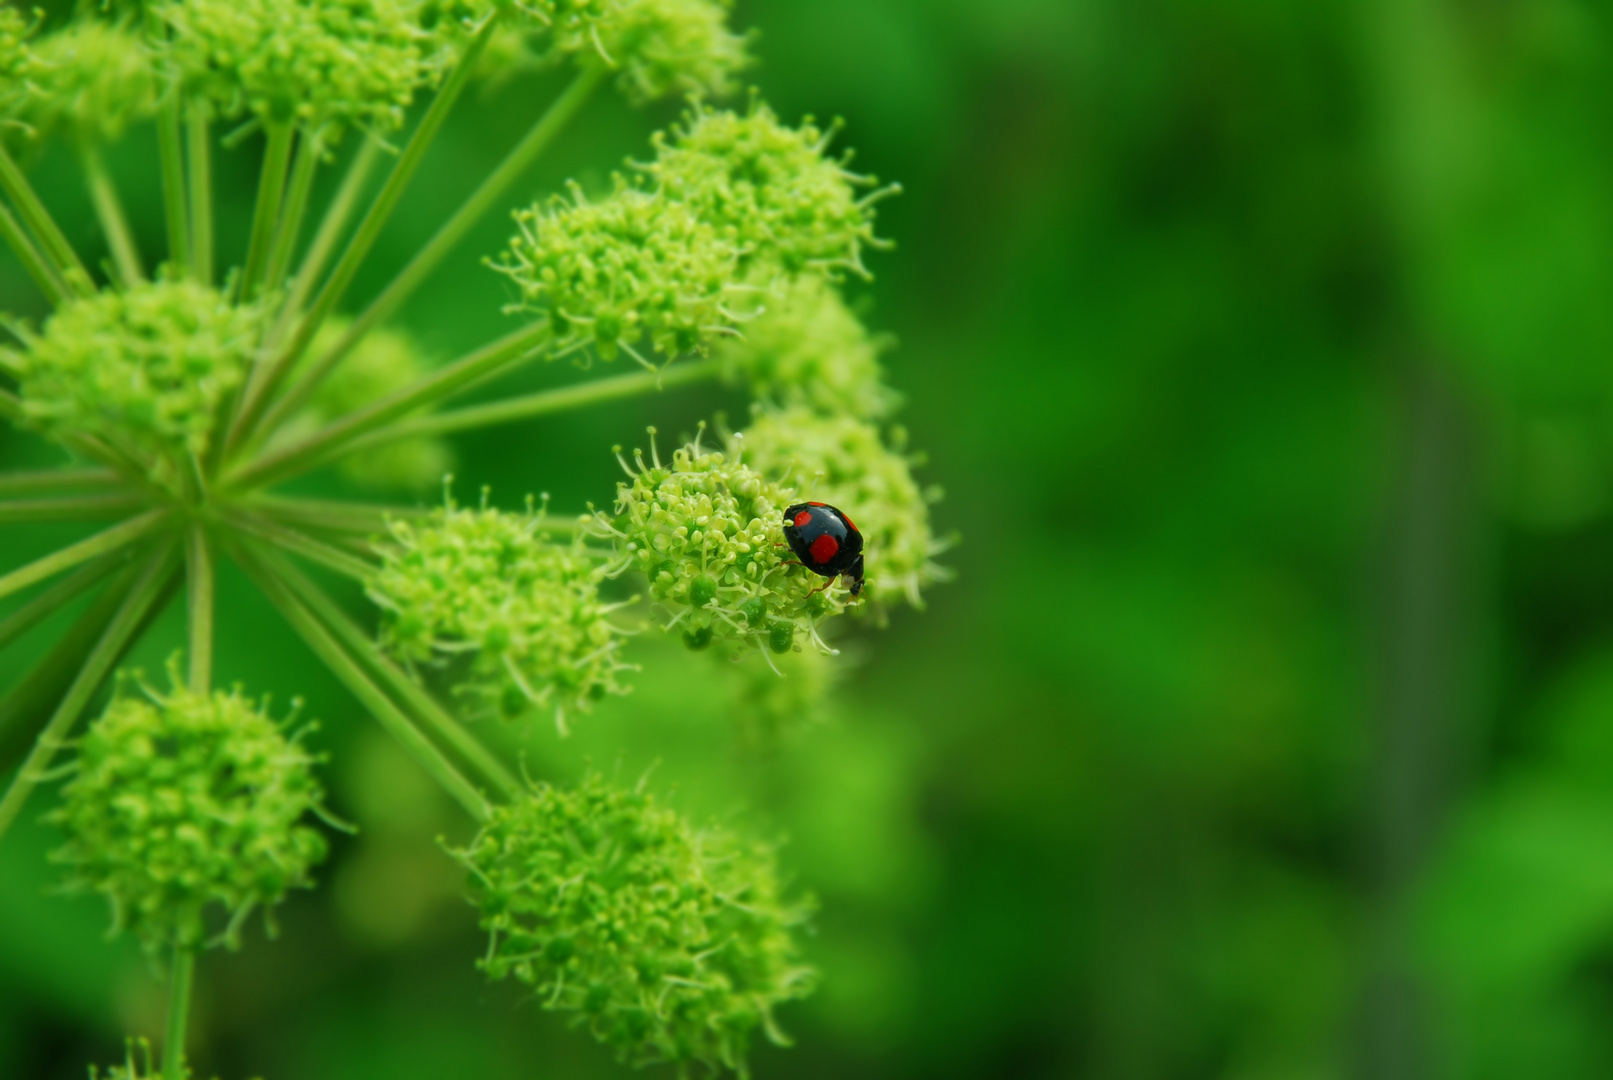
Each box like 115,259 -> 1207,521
498,182 -> 734,363
718,274 -> 895,420
368,497 -> 629,730
88,1040 -> 202,1080
159,0 -> 431,131
649,102 -> 884,278
590,432 -> 847,655
0,7 -> 39,118
736,405 -> 947,608
450,773 -> 814,1075
290,319 -> 451,490
548,0 -> 747,103
48,668 -> 329,954
0,278 -> 259,466
26,19 -> 158,142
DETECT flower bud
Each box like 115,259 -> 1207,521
49,665 -> 329,954
735,405 -> 948,608
368,496 -> 630,731
449,773 -> 814,1073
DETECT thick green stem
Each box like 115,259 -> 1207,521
234,542 -> 491,821
237,122 -> 296,302
259,546 -> 520,800
0,545 -> 176,842
162,944 -> 195,1080
159,91 -> 190,275
0,550 -> 127,654
0,144 -> 93,296
225,510 -> 376,581
0,199 -> 68,304
350,358 -> 722,454
0,494 -> 143,523
228,17 -> 500,450
79,140 -> 145,286
186,526 -> 213,693
267,64 -> 604,436
227,321 -> 551,492
0,511 -> 169,604
0,469 -> 122,497
187,108 -> 213,283
262,129 -> 324,306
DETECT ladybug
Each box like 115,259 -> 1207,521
781,502 -> 865,599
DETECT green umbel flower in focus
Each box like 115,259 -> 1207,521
451,774 -> 814,1075
368,497 -> 631,729
718,275 -> 896,420
736,405 -> 947,608
0,278 -> 259,468
159,0 -> 430,131
649,102 -> 887,279
498,181 -> 738,363
592,432 -> 849,655
49,667 -> 329,954
26,19 -> 158,141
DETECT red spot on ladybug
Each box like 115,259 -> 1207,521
793,510 -> 812,528
810,533 -> 839,564
807,501 -> 827,507
841,512 -> 858,531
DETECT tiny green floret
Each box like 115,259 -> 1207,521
49,664 -> 329,954
159,0 -> 431,132
650,102 -> 887,279
0,7 -> 41,118
1,278 -> 259,467
368,494 -> 630,730
589,430 -> 849,654
718,274 -> 896,420
450,773 -> 814,1075
736,405 -> 947,608
27,19 -> 159,142
497,180 -> 738,363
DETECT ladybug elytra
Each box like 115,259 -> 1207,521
781,502 -> 865,598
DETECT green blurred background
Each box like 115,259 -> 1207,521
9,0 -> 1613,1076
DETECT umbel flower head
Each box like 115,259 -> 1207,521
48,663 -> 329,955
497,180 -> 738,364
450,773 -> 815,1075
648,101 -> 888,279
26,19 -> 159,142
368,493 -> 631,730
0,278 -> 259,467
735,405 -> 948,608
718,274 -> 895,420
291,318 -> 452,490
159,0 -> 431,131
548,0 -> 748,103
0,7 -> 39,117
589,429 -> 848,656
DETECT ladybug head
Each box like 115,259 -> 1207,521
845,554 -> 865,600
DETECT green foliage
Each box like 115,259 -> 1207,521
48,664 -> 329,954
368,497 -> 630,729
450,773 -> 813,1075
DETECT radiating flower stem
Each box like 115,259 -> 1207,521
227,321 -> 551,492
187,107 -> 213,283
162,944 -> 195,1080
267,64 -> 605,436
186,526 -> 213,693
237,122 -> 296,302
78,140 -> 145,287
235,542 -> 492,821
250,494 -> 424,534
0,144 -> 93,297
230,17 -> 501,450
0,510 -> 169,604
0,200 -> 68,304
159,92 -> 190,277
0,543 -> 177,842
349,358 -> 722,453
224,509 -> 376,582
262,129 -> 324,304
0,550 -> 128,653
0,494 -> 145,523
0,469 -> 123,497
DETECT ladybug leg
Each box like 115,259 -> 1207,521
805,578 -> 836,597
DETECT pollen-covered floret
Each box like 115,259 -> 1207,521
649,103 -> 886,279
0,279 -> 259,464
368,496 -> 630,730
497,181 -> 739,363
26,19 -> 158,141
48,666 -> 329,954
735,405 -> 947,608
159,0 -> 430,131
290,318 -> 451,491
449,773 -> 814,1074
589,430 -> 849,655
718,275 -> 895,420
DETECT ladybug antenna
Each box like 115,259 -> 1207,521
646,426 -> 661,468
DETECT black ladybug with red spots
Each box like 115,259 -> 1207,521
782,502 -> 865,599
